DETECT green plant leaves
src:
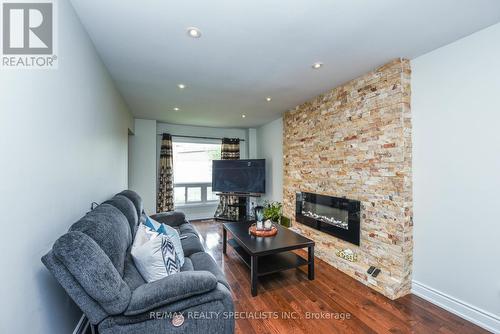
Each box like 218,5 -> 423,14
263,201 -> 282,222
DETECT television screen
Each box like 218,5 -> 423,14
212,159 -> 265,194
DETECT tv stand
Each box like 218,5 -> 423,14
214,193 -> 261,222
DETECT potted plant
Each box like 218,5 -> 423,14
262,201 -> 292,228
263,201 -> 282,224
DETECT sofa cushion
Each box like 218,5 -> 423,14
52,231 -> 131,315
122,253 -> 146,291
119,190 -> 144,218
70,204 -> 131,276
124,271 -> 218,316
180,234 -> 205,257
190,252 -> 229,290
181,257 -> 194,272
150,211 -> 187,227
103,195 -> 138,237
178,222 -> 200,237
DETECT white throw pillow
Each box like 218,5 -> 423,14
132,224 -> 157,251
131,233 -> 180,282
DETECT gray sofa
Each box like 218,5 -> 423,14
42,190 -> 234,334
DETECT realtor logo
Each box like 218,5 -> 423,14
1,0 -> 57,69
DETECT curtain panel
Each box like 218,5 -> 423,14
215,138 -> 241,220
157,133 -> 174,212
221,138 -> 240,160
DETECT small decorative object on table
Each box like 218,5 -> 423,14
263,219 -> 273,230
336,248 -> 358,262
249,222 -> 278,237
254,206 -> 264,230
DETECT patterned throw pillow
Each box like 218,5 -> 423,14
157,223 -> 185,267
161,236 -> 180,275
131,233 -> 180,282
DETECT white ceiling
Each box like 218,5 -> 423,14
70,0 -> 500,128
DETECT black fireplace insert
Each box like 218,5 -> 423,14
295,192 -> 361,245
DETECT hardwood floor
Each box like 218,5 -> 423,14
192,219 -> 489,334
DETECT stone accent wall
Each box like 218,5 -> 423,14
283,59 -> 412,299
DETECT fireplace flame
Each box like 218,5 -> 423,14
302,210 -> 349,230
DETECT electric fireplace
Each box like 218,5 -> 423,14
295,192 -> 361,245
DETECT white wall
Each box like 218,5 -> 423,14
248,128 -> 258,159
0,1 -> 133,333
256,117 -> 283,202
129,119 -> 157,214
412,22 -> 500,332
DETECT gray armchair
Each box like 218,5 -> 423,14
42,190 -> 235,334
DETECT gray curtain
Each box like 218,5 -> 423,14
157,133 -> 174,212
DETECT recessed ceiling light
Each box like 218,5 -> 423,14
241,114 -> 246,118
187,27 -> 202,38
173,107 -> 180,111
312,62 -> 323,69
266,97 -> 272,102
177,84 -> 186,89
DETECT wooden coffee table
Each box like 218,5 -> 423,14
222,221 -> 315,296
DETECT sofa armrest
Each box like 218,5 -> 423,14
150,211 -> 187,227
125,271 -> 218,316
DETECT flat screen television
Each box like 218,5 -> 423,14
212,159 -> 265,194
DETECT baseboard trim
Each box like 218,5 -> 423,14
72,314 -> 89,334
412,280 -> 500,333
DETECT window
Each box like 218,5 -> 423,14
172,140 -> 221,206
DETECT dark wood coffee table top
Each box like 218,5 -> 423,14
223,221 -> 314,256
